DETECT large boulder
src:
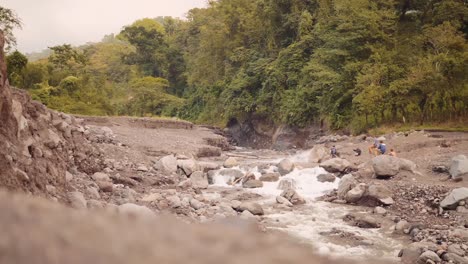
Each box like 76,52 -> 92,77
277,178 -> 297,190
190,171 -> 209,189
440,187 -> 468,209
372,155 -> 417,178
308,145 -> 328,163
345,183 -> 367,203
280,188 -> 306,205
259,172 -> 280,182
316,173 -> 336,183
450,155 -> 468,180
177,159 -> 199,176
337,174 -> 357,199
159,155 -> 178,173
242,179 -> 263,188
238,202 -> 264,215
319,158 -> 351,173
366,183 -> 394,205
278,159 -> 294,176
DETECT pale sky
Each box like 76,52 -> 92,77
2,0 -> 207,53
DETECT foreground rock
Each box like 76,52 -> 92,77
190,171 -> 209,189
450,155 -> 468,180
440,187 -> 468,209
0,191 -> 357,264
243,179 -> 263,188
259,172 -> 280,182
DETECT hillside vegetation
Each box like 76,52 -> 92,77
6,0 -> 468,132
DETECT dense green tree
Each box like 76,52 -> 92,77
6,50 -> 27,86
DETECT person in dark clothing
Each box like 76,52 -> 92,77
331,145 -> 338,158
377,141 -> 387,155
353,148 -> 362,156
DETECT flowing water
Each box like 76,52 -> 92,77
211,148 -> 403,262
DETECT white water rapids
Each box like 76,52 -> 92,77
210,149 -> 403,262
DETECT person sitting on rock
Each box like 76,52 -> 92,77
368,138 -> 379,156
389,148 -> 396,157
353,148 -> 362,156
331,145 -> 339,158
377,141 -> 387,155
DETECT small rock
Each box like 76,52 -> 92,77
242,179 -> 263,188
320,158 -> 351,173
85,186 -> 100,200
259,172 -> 280,182
417,251 -> 441,263
190,171 -> 209,189
276,196 -> 293,207
223,157 -> 239,168
65,171 -> 73,182
345,183 -> 367,203
374,207 -> 387,215
177,179 -> 192,189
190,199 -> 205,210
159,155 -> 178,173
440,188 -> 468,209
240,210 -> 256,219
68,191 -> 86,209
141,193 -> 162,202
166,195 -> 182,208
447,244 -> 465,257
118,203 -> 155,218
97,181 -> 113,192
91,172 -> 110,182
136,165 -> 149,172
238,202 -> 264,215
280,188 -> 306,205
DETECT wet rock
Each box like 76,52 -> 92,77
277,159 -> 294,176
308,145 -> 328,163
337,174 -> 356,199
159,155 -> 178,173
320,158 -> 351,173
345,183 -> 367,203
280,188 -> 306,205
68,191 -> 86,209
259,172 -> 280,182
223,157 -> 239,168
276,196 -> 293,207
277,178 -> 297,191
344,213 -> 381,228
243,179 -> 263,188
450,155 -> 468,180
190,171 -> 209,189
91,172 -> 110,182
317,173 -> 336,183
417,251 -> 441,264
238,202 -> 264,215
440,188 -> 468,209
118,203 -> 155,218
